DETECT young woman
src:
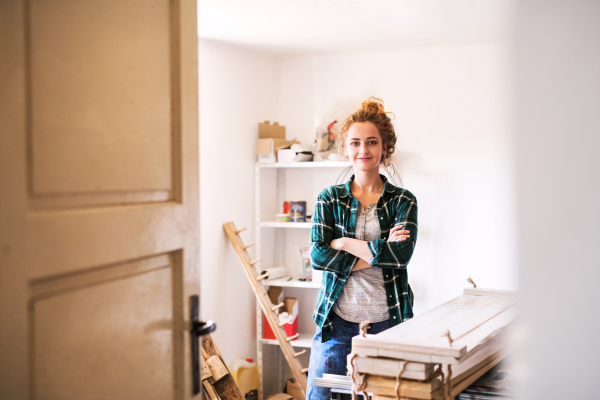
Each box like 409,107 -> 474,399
306,97 -> 418,398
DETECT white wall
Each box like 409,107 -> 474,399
278,41 -> 517,315
515,1 -> 600,398
199,39 -> 281,364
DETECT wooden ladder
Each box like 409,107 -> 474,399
223,222 -> 308,400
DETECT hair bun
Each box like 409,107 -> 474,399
360,97 -> 386,115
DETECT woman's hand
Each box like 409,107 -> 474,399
389,224 -> 410,242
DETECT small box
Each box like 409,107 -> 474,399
256,121 -> 299,163
277,148 -> 296,163
263,297 -> 298,340
267,286 -> 284,309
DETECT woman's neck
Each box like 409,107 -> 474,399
351,168 -> 384,194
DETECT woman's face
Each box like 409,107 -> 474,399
345,121 -> 384,173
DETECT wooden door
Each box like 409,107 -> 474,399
0,0 -> 200,399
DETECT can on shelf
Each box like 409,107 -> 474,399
290,201 -> 307,223
283,201 -> 291,215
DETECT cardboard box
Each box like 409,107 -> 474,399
267,286 -> 284,310
263,297 -> 298,340
256,121 -> 297,163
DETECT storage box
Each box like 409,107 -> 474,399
256,121 -> 297,163
263,297 -> 298,340
277,148 -> 296,163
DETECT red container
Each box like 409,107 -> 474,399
283,201 -> 291,214
263,298 -> 298,340
263,314 -> 298,340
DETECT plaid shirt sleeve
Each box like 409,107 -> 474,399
367,192 -> 418,268
310,193 -> 357,277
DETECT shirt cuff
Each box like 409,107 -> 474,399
367,238 -> 386,266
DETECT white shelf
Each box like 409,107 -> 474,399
259,222 -> 311,228
260,332 -> 313,348
262,277 -> 320,289
257,161 -> 351,169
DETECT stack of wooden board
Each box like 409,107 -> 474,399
349,288 -> 517,400
202,333 -> 245,400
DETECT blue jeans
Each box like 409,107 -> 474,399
306,312 -> 391,400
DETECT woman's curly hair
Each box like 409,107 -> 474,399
336,97 -> 397,167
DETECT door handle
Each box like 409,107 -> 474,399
190,295 -> 216,396
193,319 -> 216,336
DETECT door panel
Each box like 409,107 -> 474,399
29,0 -> 173,197
0,0 -> 199,398
32,253 -> 179,400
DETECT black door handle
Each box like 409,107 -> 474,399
190,295 -> 216,396
193,319 -> 216,336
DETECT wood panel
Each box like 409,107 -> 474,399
30,253 -> 182,400
27,0 -> 177,207
351,357 -> 434,380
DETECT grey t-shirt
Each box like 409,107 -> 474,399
332,202 -> 389,323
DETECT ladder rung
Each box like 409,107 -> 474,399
242,242 -> 255,250
271,302 -> 284,311
286,333 -> 299,342
235,227 -> 247,234
301,368 -> 309,374
256,272 -> 269,281
294,350 -> 307,357
249,258 -> 261,266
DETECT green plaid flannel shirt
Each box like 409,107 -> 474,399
310,174 -> 417,342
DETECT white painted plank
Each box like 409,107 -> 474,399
351,356 -> 434,380
353,296 -> 499,358
463,288 -> 518,298
371,295 -> 480,340
391,296 -> 499,343
352,291 -> 517,363
403,297 -> 515,349
451,305 -> 517,352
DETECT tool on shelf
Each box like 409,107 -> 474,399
223,221 -> 308,400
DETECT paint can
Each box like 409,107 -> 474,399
290,201 -> 307,223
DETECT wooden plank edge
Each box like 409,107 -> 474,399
352,335 -> 466,359
450,353 -> 506,397
463,288 -> 518,298
358,349 -> 510,400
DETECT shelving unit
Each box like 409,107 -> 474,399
261,278 -> 320,289
254,161 -> 351,400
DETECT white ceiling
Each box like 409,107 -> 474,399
198,0 -> 514,54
